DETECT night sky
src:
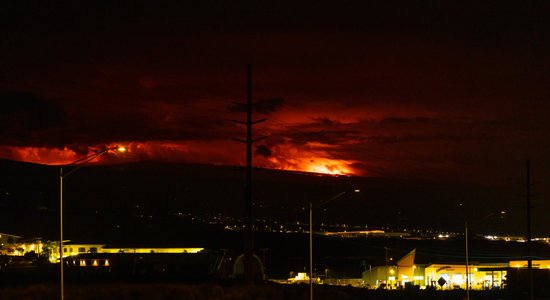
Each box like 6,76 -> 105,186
1,1 -> 549,187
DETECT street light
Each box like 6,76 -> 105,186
465,210 -> 505,300
309,189 -> 360,300
59,146 -> 125,300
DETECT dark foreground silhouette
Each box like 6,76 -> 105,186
0,283 -> 531,300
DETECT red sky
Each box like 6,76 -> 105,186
1,1 -> 549,184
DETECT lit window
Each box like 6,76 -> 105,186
452,274 -> 463,285
80,260 -> 86,267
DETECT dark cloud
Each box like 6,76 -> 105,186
287,130 -> 360,146
0,90 -> 238,149
365,134 -> 467,145
255,145 -> 272,158
311,117 -> 347,126
254,98 -> 285,114
0,91 -> 65,128
0,91 -> 66,146
228,97 -> 285,114
381,117 -> 438,124
0,0 -> 549,187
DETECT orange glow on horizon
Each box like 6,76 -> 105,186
0,141 -> 361,176
263,156 -> 356,176
3,146 -> 85,165
0,144 -> 129,166
305,160 -> 352,175
257,141 -> 360,176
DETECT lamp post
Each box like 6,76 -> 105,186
59,146 -> 125,300
465,210 -> 505,300
309,189 -> 360,300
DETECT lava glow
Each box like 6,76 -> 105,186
3,146 -> 90,165
304,159 -> 353,175
1,144 -> 129,165
0,141 -> 360,176
263,156 -> 355,176
255,140 -> 360,176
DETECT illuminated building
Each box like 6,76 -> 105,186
396,250 -> 425,287
287,272 -> 319,284
0,233 -> 45,257
49,243 -> 205,263
509,260 -> 550,269
424,263 -> 507,290
0,232 -> 22,245
0,232 -> 205,264
363,265 -> 399,289
363,249 -> 550,290
364,262 -> 510,290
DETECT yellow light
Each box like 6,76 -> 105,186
92,260 -> 98,266
117,146 -> 127,152
105,260 -> 109,266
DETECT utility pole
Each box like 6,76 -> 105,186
385,247 -> 389,267
465,221 -> 470,300
233,65 -> 266,284
526,159 -> 534,300
384,246 -> 390,287
60,168 -> 64,300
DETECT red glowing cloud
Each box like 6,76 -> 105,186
253,140 -> 360,176
0,139 -> 362,176
1,1 -> 548,185
1,144 -> 130,166
2,146 -> 84,166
